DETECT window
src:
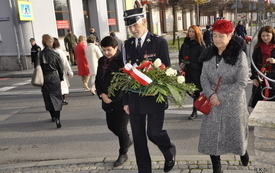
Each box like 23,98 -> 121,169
106,0 -> 118,32
54,0 -> 71,37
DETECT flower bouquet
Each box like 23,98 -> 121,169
108,58 -> 198,107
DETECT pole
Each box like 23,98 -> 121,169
235,0 -> 238,24
197,4 -> 199,25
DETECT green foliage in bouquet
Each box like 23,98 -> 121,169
108,59 -> 198,107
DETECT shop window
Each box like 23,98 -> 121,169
106,0 -> 118,32
54,0 -> 71,37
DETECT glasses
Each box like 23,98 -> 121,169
124,15 -> 144,26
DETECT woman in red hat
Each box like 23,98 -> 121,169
198,19 -> 249,173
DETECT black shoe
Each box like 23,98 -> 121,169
240,151 -> 249,166
114,154 -> 128,167
56,119 -> 62,128
188,111 -> 197,120
51,117 -> 55,122
164,158 -> 175,172
62,100 -> 68,105
164,146 -> 176,172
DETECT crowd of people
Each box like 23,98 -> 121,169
29,7 -> 275,173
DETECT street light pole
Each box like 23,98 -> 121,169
197,4 -> 199,25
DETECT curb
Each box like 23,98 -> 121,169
0,155 -> 255,171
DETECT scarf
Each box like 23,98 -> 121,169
260,43 -> 275,72
101,57 -> 114,79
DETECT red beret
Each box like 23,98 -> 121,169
212,19 -> 234,34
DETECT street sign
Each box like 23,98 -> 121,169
231,0 -> 243,9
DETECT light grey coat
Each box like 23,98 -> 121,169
198,46 -> 249,156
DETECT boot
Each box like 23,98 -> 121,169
189,107 -> 198,120
210,155 -> 221,173
55,111 -> 62,128
240,151 -> 249,166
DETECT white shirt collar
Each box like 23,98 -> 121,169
136,31 -> 148,47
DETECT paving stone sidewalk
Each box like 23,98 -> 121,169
0,155 -> 256,173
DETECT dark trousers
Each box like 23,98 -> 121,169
129,111 -> 175,173
106,109 -> 131,155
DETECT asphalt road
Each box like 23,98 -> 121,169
0,68 -> 255,165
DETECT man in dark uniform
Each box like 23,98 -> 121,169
122,8 -> 176,173
30,38 -> 41,68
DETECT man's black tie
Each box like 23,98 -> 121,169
136,38 -> 141,56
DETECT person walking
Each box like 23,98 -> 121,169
235,21 -> 247,41
39,34 -> 64,128
89,27 -> 100,45
85,35 -> 102,95
52,38 -> 74,105
110,32 -> 123,51
178,25 -> 205,120
123,8 -> 176,173
74,35 -> 90,91
249,25 -> 275,108
203,25 -> 213,48
95,36 -> 132,167
198,19 -> 249,173
64,29 -> 78,65
29,38 -> 41,68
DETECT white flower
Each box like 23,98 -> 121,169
177,76 -> 185,83
165,68 -> 177,76
153,58 -> 162,68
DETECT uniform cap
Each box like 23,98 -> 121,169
124,8 -> 145,26
29,38 -> 35,42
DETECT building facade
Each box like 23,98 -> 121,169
0,0 -> 126,70
0,0 -> 235,71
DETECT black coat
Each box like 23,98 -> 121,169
203,30 -> 212,44
39,47 -> 64,111
123,32 -> 170,114
249,47 -> 275,107
95,50 -> 125,112
31,44 -> 41,67
235,25 -> 247,38
179,37 -> 205,91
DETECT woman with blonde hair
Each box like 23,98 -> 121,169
74,35 -> 90,90
178,25 -> 205,119
39,34 -> 64,128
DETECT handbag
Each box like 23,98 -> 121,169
31,54 -> 44,87
194,77 -> 221,115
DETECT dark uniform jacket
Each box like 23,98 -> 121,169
123,32 -> 170,114
179,37 -> 205,91
31,44 -> 41,67
39,47 -> 64,111
95,50 -> 125,112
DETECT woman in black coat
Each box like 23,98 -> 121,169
95,36 -> 132,167
179,25 -> 205,119
250,26 -> 275,108
39,34 -> 64,128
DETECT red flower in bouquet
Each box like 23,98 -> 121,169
179,56 -> 190,76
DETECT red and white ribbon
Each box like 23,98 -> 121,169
122,63 -> 152,86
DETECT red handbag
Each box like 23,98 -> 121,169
194,77 -> 221,115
